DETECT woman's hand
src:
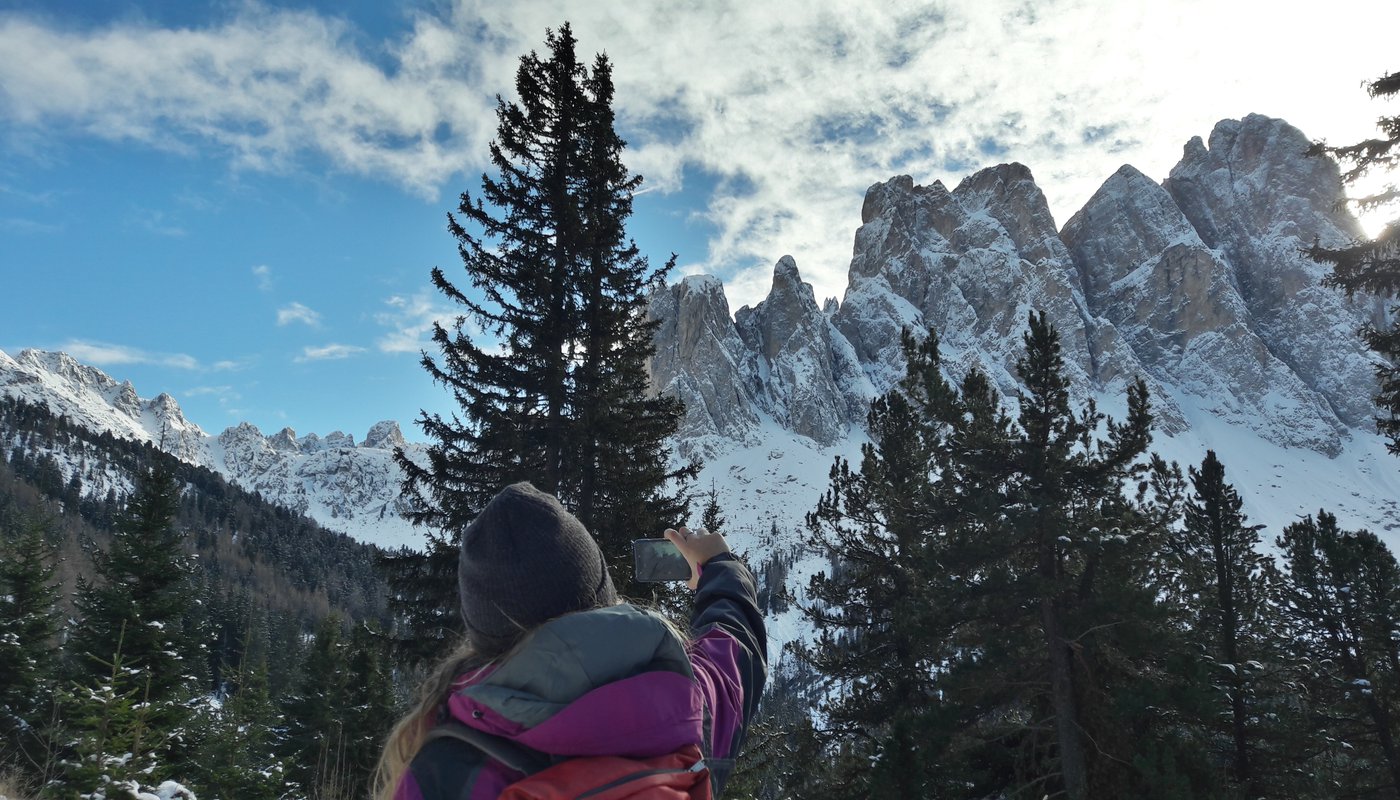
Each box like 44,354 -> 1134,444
663,526 -> 730,590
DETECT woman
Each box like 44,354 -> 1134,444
375,482 -> 767,800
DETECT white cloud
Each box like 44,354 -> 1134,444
211,357 -> 255,372
3,0 -> 1397,310
61,340 -> 200,370
183,385 -> 234,397
295,343 -> 366,363
374,291 -> 459,354
129,208 -> 185,237
252,265 -> 273,292
277,301 -> 322,327
1,217 -> 61,234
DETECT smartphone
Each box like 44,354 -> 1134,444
632,538 -> 692,582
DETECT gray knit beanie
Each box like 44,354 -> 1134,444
457,482 -> 617,654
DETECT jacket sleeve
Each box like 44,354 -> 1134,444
686,553 -> 768,794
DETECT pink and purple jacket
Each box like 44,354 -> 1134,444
395,554 -> 767,800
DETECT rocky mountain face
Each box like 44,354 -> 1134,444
651,113 -> 1381,459
0,348 -> 424,547
2,113 -> 1391,553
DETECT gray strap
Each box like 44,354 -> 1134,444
425,721 -> 553,776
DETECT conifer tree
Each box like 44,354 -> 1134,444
282,615 -> 352,800
0,515 -> 61,742
1003,311 -> 1163,799
701,479 -> 726,533
281,616 -> 392,800
195,654 -> 285,800
1161,451 -> 1279,796
1308,68 -> 1400,453
795,329 -> 984,795
386,23 -> 689,660
342,623 -> 395,797
795,315 -> 1209,799
68,462 -> 194,738
50,622 -> 189,800
1278,512 -> 1400,797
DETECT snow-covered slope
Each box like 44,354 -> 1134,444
2,113 -> 1394,604
651,113 -> 1396,565
0,348 -> 425,548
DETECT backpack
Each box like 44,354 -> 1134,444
425,721 -> 713,800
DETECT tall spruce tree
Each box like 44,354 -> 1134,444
282,615 -> 352,800
1004,311 -> 1164,800
281,617 -> 393,800
1160,451 -> 1279,796
794,314 -> 1215,799
0,516 -> 60,729
68,461 -> 194,731
385,23 -> 689,660
0,515 -> 61,777
1278,512 -> 1400,798
795,329 -> 957,796
1308,68 -> 1400,453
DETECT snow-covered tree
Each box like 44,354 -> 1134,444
69,463 -> 194,710
0,515 -> 61,746
50,463 -> 198,797
1278,512 -> 1400,796
1161,451 -> 1280,796
49,623 -> 193,800
281,617 -> 392,800
186,654 -> 285,800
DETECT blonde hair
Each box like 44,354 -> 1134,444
372,601 -> 689,800
372,639 -> 493,800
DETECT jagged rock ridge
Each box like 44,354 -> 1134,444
0,349 -> 423,548
650,113 -> 1380,459
1,113 -> 1389,553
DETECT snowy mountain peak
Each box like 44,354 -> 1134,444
1164,112 -> 1380,435
648,113 -> 1396,548
18,348 -> 121,394
1,347 -> 211,462
647,272 -> 763,457
363,420 -> 405,450
0,351 -> 424,548
736,257 -> 867,445
270,427 -> 300,452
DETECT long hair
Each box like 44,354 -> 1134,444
372,638 -> 498,800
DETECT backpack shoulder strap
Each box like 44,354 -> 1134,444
424,721 -> 553,776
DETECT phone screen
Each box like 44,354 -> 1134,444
632,538 -> 692,582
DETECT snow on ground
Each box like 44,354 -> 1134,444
692,392 -> 1400,671
1155,389 -> 1400,545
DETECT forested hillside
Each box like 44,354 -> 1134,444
0,396 -> 395,799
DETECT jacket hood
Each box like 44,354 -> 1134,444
446,603 -> 704,759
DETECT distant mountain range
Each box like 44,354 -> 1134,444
0,347 -> 425,548
4,113 -> 1397,564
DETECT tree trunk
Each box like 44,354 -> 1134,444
1213,530 -> 1254,795
1041,593 -> 1088,799
1364,693 -> 1400,800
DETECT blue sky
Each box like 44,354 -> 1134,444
1,0 -> 1396,441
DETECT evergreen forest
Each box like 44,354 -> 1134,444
0,22 -> 1396,800
0,397 -> 397,799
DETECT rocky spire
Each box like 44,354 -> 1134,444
1063,162 -> 1347,453
1164,114 -> 1382,431
832,166 -> 1184,432
647,274 -> 762,457
735,256 -> 869,445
